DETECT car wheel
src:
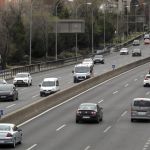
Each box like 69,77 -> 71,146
143,84 -> 146,87
40,93 -> 43,97
30,81 -> 32,86
11,139 -> 16,148
16,95 -> 18,100
131,118 -> 135,122
96,116 -> 100,123
76,118 -> 79,123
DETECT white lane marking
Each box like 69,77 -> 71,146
84,146 -> 91,150
121,111 -> 127,117
124,84 -> 129,87
98,99 -> 104,103
134,78 -> 138,81
32,94 -> 39,98
56,124 -> 66,131
113,91 -> 118,94
6,104 -> 16,109
26,144 -> 37,150
104,126 -> 111,133
18,63 -> 150,127
146,92 -> 150,95
20,88 -> 27,91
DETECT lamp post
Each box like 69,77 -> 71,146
134,5 -> 139,33
126,5 -> 130,37
75,2 -> 91,57
91,8 -> 94,54
99,2 -> 106,50
29,0 -> 34,65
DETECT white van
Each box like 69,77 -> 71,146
72,63 -> 93,83
131,98 -> 150,122
39,78 -> 60,96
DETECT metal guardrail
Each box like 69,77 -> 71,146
0,33 -> 144,80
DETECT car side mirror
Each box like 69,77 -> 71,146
39,84 -> 41,87
18,128 -> 22,132
72,70 -> 74,73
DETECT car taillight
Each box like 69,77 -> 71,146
91,111 -> 96,115
6,133 -> 13,137
145,77 -> 148,80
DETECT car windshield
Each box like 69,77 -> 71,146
0,85 -> 12,91
42,81 -> 55,87
79,104 -> 97,110
16,73 -> 28,78
133,49 -> 140,52
75,66 -> 90,73
121,48 -> 127,51
146,75 -> 150,79
0,79 -> 5,84
134,100 -> 150,107
94,55 -> 103,58
83,59 -> 92,62
0,125 -> 11,131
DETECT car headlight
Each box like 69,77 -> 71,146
13,80 -> 17,83
23,79 -> 28,82
9,92 -> 13,95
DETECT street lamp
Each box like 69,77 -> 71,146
134,4 -> 139,33
29,0 -> 34,65
99,2 -> 106,50
125,5 -> 130,36
75,2 -> 91,57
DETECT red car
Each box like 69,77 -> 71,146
144,39 -> 150,44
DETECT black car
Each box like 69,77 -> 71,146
132,49 -> 142,56
76,103 -> 103,123
0,84 -> 18,101
93,55 -> 104,64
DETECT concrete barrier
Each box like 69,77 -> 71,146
0,57 -> 150,125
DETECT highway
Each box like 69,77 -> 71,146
0,40 -> 150,116
5,62 -> 149,150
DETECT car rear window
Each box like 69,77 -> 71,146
79,104 -> 97,110
134,100 -> 150,107
0,125 -> 11,131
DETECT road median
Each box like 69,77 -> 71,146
0,57 -> 150,125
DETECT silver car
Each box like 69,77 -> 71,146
131,98 -> 150,122
0,123 -> 22,148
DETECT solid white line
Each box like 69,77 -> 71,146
20,88 -> 27,91
146,92 -> 150,95
144,145 -> 149,148
124,84 -> 129,87
104,126 -> 111,133
6,104 -> 16,109
84,146 -> 91,150
98,100 -> 104,103
113,91 -> 118,94
26,144 -> 37,150
32,94 -> 39,98
121,111 -> 127,117
56,124 -> 66,131
18,63 -> 150,127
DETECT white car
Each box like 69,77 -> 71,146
82,58 -> 94,68
0,123 -> 22,148
13,72 -> 32,86
120,48 -> 129,55
0,79 -> 7,84
39,78 -> 60,96
143,74 -> 150,87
